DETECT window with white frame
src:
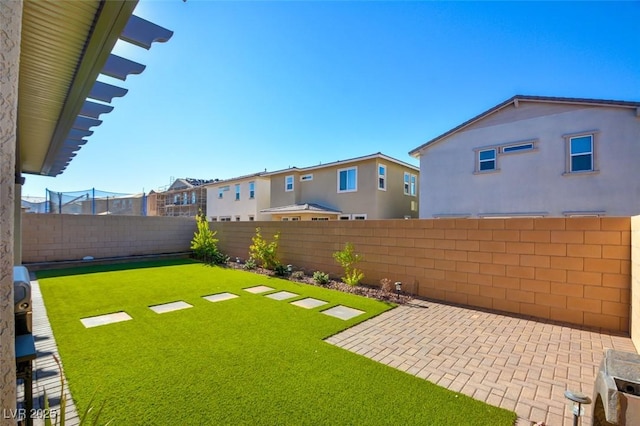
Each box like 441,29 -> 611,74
311,217 -> 329,221
248,215 -> 255,221
220,216 -> 231,222
235,216 -> 240,221
410,174 -> 417,196
339,215 -> 351,220
285,175 -> 294,192
403,172 -> 410,195
300,174 -> 313,182
478,148 -> 497,172
568,134 -> 595,173
235,184 -> 240,201
218,186 -> 229,199
378,164 -> 386,190
249,181 -> 255,199
338,167 -> 357,192
353,214 -> 367,220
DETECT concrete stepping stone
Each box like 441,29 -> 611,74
244,285 -> 275,294
149,301 -> 193,314
265,291 -> 298,301
203,292 -> 239,303
81,311 -> 132,328
322,305 -> 365,320
290,298 -> 328,309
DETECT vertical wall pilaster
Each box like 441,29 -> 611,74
0,0 -> 23,418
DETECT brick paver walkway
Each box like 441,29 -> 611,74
326,299 -> 636,426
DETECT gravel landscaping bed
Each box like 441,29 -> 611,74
225,261 -> 413,304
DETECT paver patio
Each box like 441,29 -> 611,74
325,298 -> 637,426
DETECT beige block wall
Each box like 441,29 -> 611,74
22,214 -> 196,262
212,217 -> 631,333
631,216 -> 640,350
21,214 -> 632,333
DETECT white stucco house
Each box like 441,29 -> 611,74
205,173 -> 272,221
409,95 -> 640,218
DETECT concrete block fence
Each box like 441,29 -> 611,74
21,214 -> 636,338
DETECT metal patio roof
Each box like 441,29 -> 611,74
18,0 -> 173,177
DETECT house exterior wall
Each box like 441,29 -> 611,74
0,0 -> 22,410
206,177 -> 270,221
269,158 -> 419,219
417,103 -> 640,218
631,215 -> 640,351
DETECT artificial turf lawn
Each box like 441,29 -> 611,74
38,260 -> 516,425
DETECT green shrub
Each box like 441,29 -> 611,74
313,271 -> 330,285
274,263 -> 289,277
333,242 -> 364,286
291,270 -> 305,280
249,227 -> 280,270
190,211 -> 227,264
243,257 -> 257,270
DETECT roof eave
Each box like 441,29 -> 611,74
40,0 -> 139,176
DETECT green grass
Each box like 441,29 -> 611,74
38,260 -> 516,425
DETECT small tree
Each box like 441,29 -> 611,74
249,227 -> 280,270
191,212 -> 221,263
333,242 -> 364,286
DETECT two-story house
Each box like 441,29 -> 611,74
149,178 -> 215,217
262,152 -> 419,220
409,95 -> 640,218
206,173 -> 271,222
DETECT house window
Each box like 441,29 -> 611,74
353,214 -> 367,220
339,215 -> 351,220
311,217 -> 329,221
235,184 -> 240,201
248,215 -> 255,221
410,174 -> 417,196
174,194 -> 180,205
502,143 -> 534,154
478,149 -> 496,171
235,216 -> 241,221
411,200 -> 418,212
403,173 -> 410,195
249,181 -> 255,199
285,175 -> 294,192
569,135 -> 594,172
183,193 -> 188,205
338,167 -> 357,192
191,192 -> 196,204
218,186 -> 229,199
211,217 -> 218,222
300,174 -> 313,182
220,216 -> 231,222
281,216 -> 300,221
378,164 -> 386,190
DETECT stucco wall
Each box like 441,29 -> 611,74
22,214 -> 196,263
631,216 -> 640,350
212,217 -> 631,333
0,0 -> 22,414
206,177 -> 270,221
418,103 -> 640,217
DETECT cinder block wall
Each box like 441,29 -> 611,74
631,216 -> 640,350
212,217 -> 631,333
22,214 -> 195,262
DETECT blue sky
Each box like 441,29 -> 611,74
23,1 -> 640,197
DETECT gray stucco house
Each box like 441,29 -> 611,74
409,95 -> 640,218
